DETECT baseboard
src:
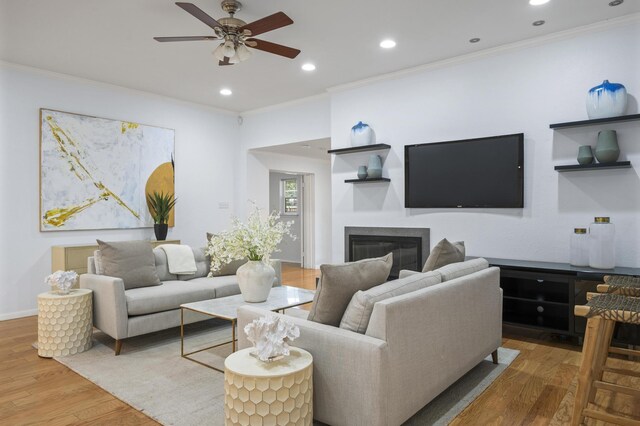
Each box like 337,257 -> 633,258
0,309 -> 38,321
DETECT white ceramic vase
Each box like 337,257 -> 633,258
236,260 -> 276,302
350,121 -> 374,147
586,80 -> 627,119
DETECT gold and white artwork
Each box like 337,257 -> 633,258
40,109 -> 175,231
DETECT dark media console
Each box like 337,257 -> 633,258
485,257 -> 640,345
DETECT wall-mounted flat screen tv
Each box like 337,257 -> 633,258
405,133 -> 524,208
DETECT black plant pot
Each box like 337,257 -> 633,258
154,223 -> 168,241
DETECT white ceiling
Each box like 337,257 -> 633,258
1,1 -> 638,112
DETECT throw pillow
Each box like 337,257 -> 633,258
340,270 -> 442,334
422,239 -> 465,272
307,253 -> 393,326
96,240 -> 161,290
436,258 -> 489,282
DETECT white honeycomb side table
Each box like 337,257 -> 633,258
37,289 -> 93,358
224,347 -> 313,426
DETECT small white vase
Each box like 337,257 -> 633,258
350,121 -> 374,147
236,261 -> 276,302
586,80 -> 627,119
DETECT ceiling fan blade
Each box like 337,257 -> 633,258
154,36 -> 217,42
175,2 -> 223,31
240,12 -> 293,37
219,57 -> 233,66
246,38 -> 300,59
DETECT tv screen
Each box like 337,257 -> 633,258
405,133 -> 524,208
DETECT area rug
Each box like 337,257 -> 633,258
55,321 -> 519,425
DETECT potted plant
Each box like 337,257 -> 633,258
206,205 -> 294,302
147,191 -> 177,241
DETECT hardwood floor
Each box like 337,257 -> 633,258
1,265 -> 638,425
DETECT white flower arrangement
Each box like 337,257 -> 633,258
244,314 -> 300,362
205,205 -> 295,275
45,270 -> 78,295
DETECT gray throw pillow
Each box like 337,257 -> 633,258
422,239 -> 465,272
307,253 -> 393,326
340,270 -> 442,334
436,258 -> 488,282
96,240 -> 161,290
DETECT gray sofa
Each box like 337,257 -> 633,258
80,247 -> 282,355
237,258 -> 502,426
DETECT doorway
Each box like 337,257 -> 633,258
269,171 -> 314,268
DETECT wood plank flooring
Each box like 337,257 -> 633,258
1,264 -> 638,425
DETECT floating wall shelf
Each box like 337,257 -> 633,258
554,161 -> 631,172
344,177 -> 391,184
550,114 -> 640,129
328,144 -> 391,155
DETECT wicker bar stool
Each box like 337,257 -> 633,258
572,293 -> 640,426
598,275 -> 640,359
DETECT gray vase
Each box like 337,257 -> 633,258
577,145 -> 594,165
357,165 -> 368,180
367,155 -> 383,179
595,130 -> 620,163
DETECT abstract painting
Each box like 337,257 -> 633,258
40,109 -> 175,231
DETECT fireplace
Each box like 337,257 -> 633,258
345,227 -> 430,279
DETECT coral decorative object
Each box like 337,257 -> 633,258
586,80 -> 627,119
244,314 -> 300,362
350,121 -> 374,146
45,270 -> 78,295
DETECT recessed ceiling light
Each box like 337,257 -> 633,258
219,88 -> 232,96
609,0 -> 623,5
532,20 -> 546,26
529,0 -> 550,5
469,38 -> 481,43
301,63 -> 316,71
380,39 -> 396,49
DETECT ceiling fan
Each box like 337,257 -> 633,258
154,1 -> 300,66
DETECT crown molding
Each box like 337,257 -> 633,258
327,13 -> 640,94
0,60 -> 238,116
241,92 -> 330,116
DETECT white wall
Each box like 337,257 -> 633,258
247,151 -> 331,268
0,63 -> 240,319
237,96 -> 331,219
330,23 -> 640,266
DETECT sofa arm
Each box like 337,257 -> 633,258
79,274 -> 128,340
237,306 -> 390,426
398,269 -> 421,279
270,259 -> 282,287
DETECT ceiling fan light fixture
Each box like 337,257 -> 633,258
213,43 -> 227,61
236,43 -> 252,61
223,40 -> 236,57
301,63 -> 316,71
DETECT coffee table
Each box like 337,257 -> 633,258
180,285 -> 315,371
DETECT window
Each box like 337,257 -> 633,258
281,178 -> 298,215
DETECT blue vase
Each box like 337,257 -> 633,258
367,154 -> 382,179
586,80 -> 627,119
350,121 -> 374,147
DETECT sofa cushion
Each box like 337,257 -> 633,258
307,253 -> 393,327
436,258 -> 489,282
422,239 -> 465,272
197,275 -> 241,298
340,271 -> 442,334
153,248 -> 178,282
178,247 -> 211,281
125,280 -> 216,316
97,240 -> 161,290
